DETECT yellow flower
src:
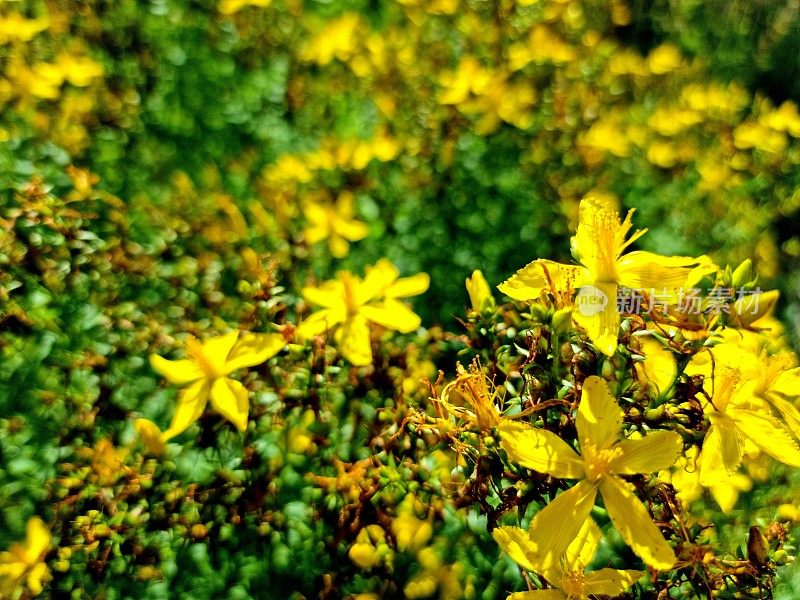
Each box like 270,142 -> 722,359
0,517 -> 51,597
303,13 -> 362,65
303,191 -> 368,258
466,270 -> 494,314
498,376 -> 682,570
135,418 -> 166,456
498,195 -> 710,355
632,334 -> 677,396
647,43 -> 682,74
439,361 -> 501,431
392,495 -> 433,552
686,344 -> 800,485
663,445 -> 752,514
150,331 -> 286,436
0,13 -> 49,44
297,260 -> 428,366
494,517 -> 643,599
54,52 -> 103,87
218,0 -> 271,15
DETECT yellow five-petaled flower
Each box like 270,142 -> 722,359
0,517 -> 51,597
498,195 -> 711,356
303,191 -> 369,258
297,259 -> 428,366
494,517 -> 644,599
143,331 -> 286,448
499,376 -> 682,570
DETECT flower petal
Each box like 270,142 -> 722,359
385,273 -> 430,299
699,415 -> 743,485
358,259 -> 399,304
296,307 -> 347,340
600,475 -> 676,570
731,408 -> 800,468
498,259 -> 585,302
201,331 -> 240,366
571,283 -> 620,356
563,518 -> 602,573
576,376 -> 622,453
527,480 -> 598,571
508,592 -> 565,600
633,335 -> 677,395
582,568 -> 645,596
224,332 -> 285,373
149,356 -> 203,385
303,281 -> 345,308
23,517 -> 50,562
26,561 -> 49,595
135,418 -> 166,456
499,421 -> 585,479
210,377 -> 249,432
360,299 -> 421,333
611,430 -> 683,475
162,379 -> 211,440
333,218 -> 369,242
492,526 -> 541,573
616,251 -> 711,291
334,315 -> 373,366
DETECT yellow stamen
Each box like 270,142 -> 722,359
583,442 -> 623,482
186,337 -> 223,379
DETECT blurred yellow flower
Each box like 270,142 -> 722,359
135,418 -> 166,456
55,52 -> 103,87
499,195 -> 710,355
218,0 -> 271,15
647,44 -> 682,74
303,191 -> 368,258
0,517 -> 51,597
297,260 -> 428,366
494,517 -> 643,599
303,13 -> 362,65
0,13 -> 49,44
499,376 -> 681,569
392,495 -> 433,552
150,331 -> 285,436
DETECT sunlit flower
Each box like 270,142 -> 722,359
303,191 -> 368,258
0,517 -> 51,597
297,260 -> 428,366
494,517 -> 643,599
218,0 -> 271,15
686,343 -> 800,484
499,195 -> 710,355
499,376 -> 682,569
149,331 -> 286,436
